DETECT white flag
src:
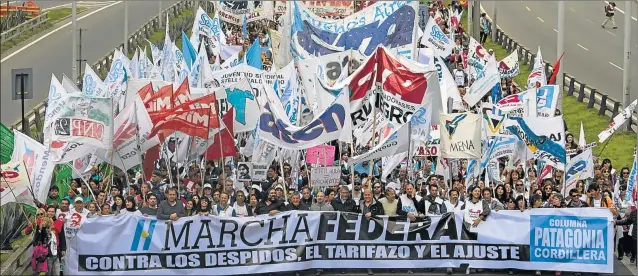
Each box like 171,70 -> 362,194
10,130 -> 54,203
440,113 -> 482,159
464,57 -> 500,107
421,17 -> 453,58
0,162 -> 34,206
579,122 -> 586,148
498,50 -> 519,78
564,149 -> 594,194
50,94 -> 114,149
82,63 -> 109,97
527,46 -> 547,89
598,99 -> 637,143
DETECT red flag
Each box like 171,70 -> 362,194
548,53 -> 564,85
205,108 -> 237,160
145,78 -> 191,114
137,82 -> 154,103
143,145 -> 160,181
148,93 -> 221,139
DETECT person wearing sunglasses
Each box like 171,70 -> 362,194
566,188 -> 588,208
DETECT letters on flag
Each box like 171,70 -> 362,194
506,116 -> 566,168
421,17 -> 453,58
82,64 -> 109,97
347,47 -> 441,128
51,95 -> 113,149
564,149 -> 594,195
291,1 -> 419,59
536,85 -> 559,117
149,93 -> 221,140
598,99 -> 637,143
481,102 -> 512,137
258,85 -> 352,150
10,130 -> 54,204
464,57 -> 500,107
439,113 -> 481,159
498,51 -> 519,78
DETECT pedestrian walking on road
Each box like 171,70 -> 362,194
601,2 -> 617,29
479,13 -> 489,44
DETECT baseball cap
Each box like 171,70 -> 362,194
203,183 -> 212,189
74,197 -> 83,203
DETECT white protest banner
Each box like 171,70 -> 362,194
506,116 -> 566,169
564,149 -> 594,195
291,1 -> 419,59
536,85 -> 559,118
440,113 -> 481,159
421,17 -> 453,58
351,123 -> 410,163
275,1 -> 287,14
598,99 -> 637,143
66,209 -> 614,275
50,94 -> 113,149
245,1 -> 274,23
10,130 -> 54,204
464,57 -> 500,107
311,166 -> 341,190
527,46 -> 547,89
0,162 -> 34,206
498,51 -> 519,78
237,162 -> 252,182
251,163 -> 268,182
415,125 -> 440,157
43,75 -> 68,145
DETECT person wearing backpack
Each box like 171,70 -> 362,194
601,2 -> 617,29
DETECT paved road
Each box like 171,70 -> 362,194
0,0 -> 179,125
281,257 -> 635,275
482,1 -> 638,105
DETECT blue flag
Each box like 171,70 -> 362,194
181,32 -> 197,70
246,39 -> 263,70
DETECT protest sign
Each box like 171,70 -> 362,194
237,162 -> 252,182
310,166 -> 341,190
306,144 -> 336,166
251,163 -> 268,182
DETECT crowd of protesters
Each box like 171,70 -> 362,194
19,1 -> 637,276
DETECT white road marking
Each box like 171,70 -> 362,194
553,28 -> 558,33
609,62 -> 623,71
526,6 -> 531,11
577,44 -> 589,51
570,7 -> 576,12
606,30 -> 617,37
586,18 -> 594,24
1,1 -> 121,63
604,1 -> 638,21
537,17 -> 545,23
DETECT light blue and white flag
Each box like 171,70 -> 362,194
564,149 -> 594,195
82,63 -> 108,97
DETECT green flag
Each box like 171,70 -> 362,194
0,123 -> 14,164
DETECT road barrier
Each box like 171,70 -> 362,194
0,12 -> 48,46
486,19 -> 637,132
10,1 -> 211,138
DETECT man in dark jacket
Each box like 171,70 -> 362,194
360,189 -> 384,217
566,188 -> 589,208
301,187 -> 313,206
286,192 -> 310,211
423,184 -> 447,215
255,188 -> 287,215
331,186 -> 358,213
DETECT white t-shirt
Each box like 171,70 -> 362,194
593,198 -> 602,207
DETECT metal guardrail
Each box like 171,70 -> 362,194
485,19 -> 637,133
10,0 -> 205,135
0,12 -> 48,45
0,240 -> 33,276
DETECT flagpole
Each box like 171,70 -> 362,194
0,175 -> 34,227
407,123 -> 413,181
369,93 -> 379,178
132,100 -> 146,182
278,150 -> 288,200
110,97 -> 115,191
67,164 -> 98,203
204,107 -> 212,181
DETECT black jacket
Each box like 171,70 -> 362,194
331,197 -> 358,213
286,202 -> 310,211
254,199 -> 287,215
359,200 -> 384,216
